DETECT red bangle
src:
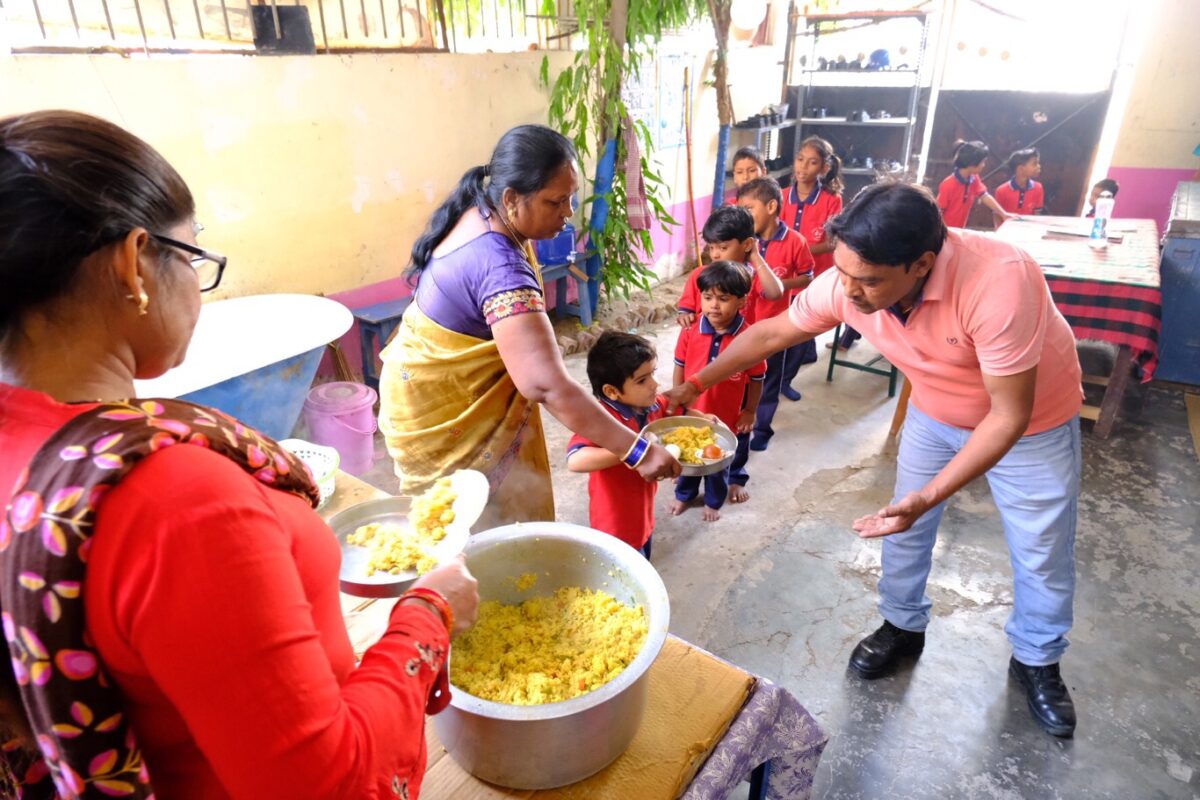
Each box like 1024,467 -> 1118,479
401,587 -> 454,636
686,375 -> 705,394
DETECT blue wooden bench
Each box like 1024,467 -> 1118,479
353,296 -> 412,391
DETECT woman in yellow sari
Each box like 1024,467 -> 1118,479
380,125 -> 679,528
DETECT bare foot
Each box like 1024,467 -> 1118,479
702,505 -> 721,521
729,485 -> 750,504
669,499 -> 691,516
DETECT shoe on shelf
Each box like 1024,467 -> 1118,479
781,386 -> 802,402
1009,657 -> 1076,737
849,620 -> 925,679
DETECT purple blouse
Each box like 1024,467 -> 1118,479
414,231 -> 544,340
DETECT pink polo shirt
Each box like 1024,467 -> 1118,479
789,229 -> 1082,433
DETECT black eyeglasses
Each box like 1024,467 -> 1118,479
150,233 -> 228,293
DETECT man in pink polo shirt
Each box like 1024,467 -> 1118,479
666,182 -> 1084,738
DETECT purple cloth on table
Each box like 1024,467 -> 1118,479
683,679 -> 827,800
414,231 -> 541,340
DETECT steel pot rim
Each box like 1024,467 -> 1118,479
449,521 -> 670,722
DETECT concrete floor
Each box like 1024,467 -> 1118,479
356,321 -> 1200,799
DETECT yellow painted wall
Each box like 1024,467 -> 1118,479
1110,0 -> 1200,170
0,51 -> 572,299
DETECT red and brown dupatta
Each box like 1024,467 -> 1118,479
0,399 -> 318,799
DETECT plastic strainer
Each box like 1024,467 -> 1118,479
280,438 -> 340,509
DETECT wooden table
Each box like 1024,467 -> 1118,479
996,216 -> 1163,437
320,473 -> 826,799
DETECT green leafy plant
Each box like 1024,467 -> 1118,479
540,0 -> 702,300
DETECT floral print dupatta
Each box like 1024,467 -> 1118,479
0,399 -> 318,799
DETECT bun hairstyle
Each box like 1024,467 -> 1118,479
798,135 -> 843,196
0,110 -> 194,339
951,139 -> 990,170
407,124 -> 576,281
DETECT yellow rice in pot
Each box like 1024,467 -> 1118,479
450,587 -> 648,705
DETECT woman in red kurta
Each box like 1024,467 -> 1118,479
0,111 -> 478,799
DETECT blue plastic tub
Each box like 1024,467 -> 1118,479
135,294 -> 353,441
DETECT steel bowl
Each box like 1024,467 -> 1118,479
643,416 -> 737,476
433,522 -> 670,789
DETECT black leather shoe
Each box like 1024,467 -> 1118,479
849,621 -> 925,679
1009,658 -> 1076,737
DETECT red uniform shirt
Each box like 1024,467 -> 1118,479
937,171 -> 988,228
678,262 -> 768,324
673,315 -> 767,429
0,383 -> 447,800
780,182 -> 843,276
566,394 -> 676,549
994,178 -> 1045,215
756,222 -> 816,320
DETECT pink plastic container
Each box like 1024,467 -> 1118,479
302,382 -> 378,476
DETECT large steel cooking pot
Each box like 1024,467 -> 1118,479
433,521 -> 670,789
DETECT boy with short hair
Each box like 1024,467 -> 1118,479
725,146 -> 767,205
1085,178 -> 1120,217
671,261 -> 767,521
736,177 -> 815,448
567,332 -> 708,559
995,148 -> 1045,216
677,206 -> 784,329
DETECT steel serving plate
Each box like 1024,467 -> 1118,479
329,469 -> 489,597
434,522 -> 670,789
642,415 -> 737,476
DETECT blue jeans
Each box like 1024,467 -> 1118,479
675,433 -> 751,508
881,405 -> 1081,665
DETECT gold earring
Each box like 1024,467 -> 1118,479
132,291 -> 149,316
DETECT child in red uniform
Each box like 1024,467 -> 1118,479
671,261 -> 767,521
567,332 -> 712,559
995,148 -> 1045,216
724,145 -> 767,205
677,205 -> 784,328
736,177 -> 815,447
936,140 -> 1010,229
780,136 -> 843,391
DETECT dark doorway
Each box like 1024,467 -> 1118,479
924,90 -> 1111,228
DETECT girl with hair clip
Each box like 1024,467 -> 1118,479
780,136 -> 847,382
936,140 -> 1010,229
379,124 -> 679,529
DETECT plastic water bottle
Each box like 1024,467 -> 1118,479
1089,191 -> 1115,249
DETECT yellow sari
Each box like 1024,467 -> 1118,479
378,303 -> 555,529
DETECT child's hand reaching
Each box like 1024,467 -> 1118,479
677,311 -> 696,328
735,409 -> 755,433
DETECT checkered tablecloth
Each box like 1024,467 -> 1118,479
996,217 -> 1162,381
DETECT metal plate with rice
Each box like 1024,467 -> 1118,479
329,469 -> 489,597
642,416 -> 737,477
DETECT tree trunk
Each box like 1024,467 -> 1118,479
707,0 -> 733,127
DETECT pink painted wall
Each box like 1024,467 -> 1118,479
319,277 -> 412,381
1105,167 -> 1196,230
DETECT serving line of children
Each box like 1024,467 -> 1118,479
567,134 -> 1110,557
